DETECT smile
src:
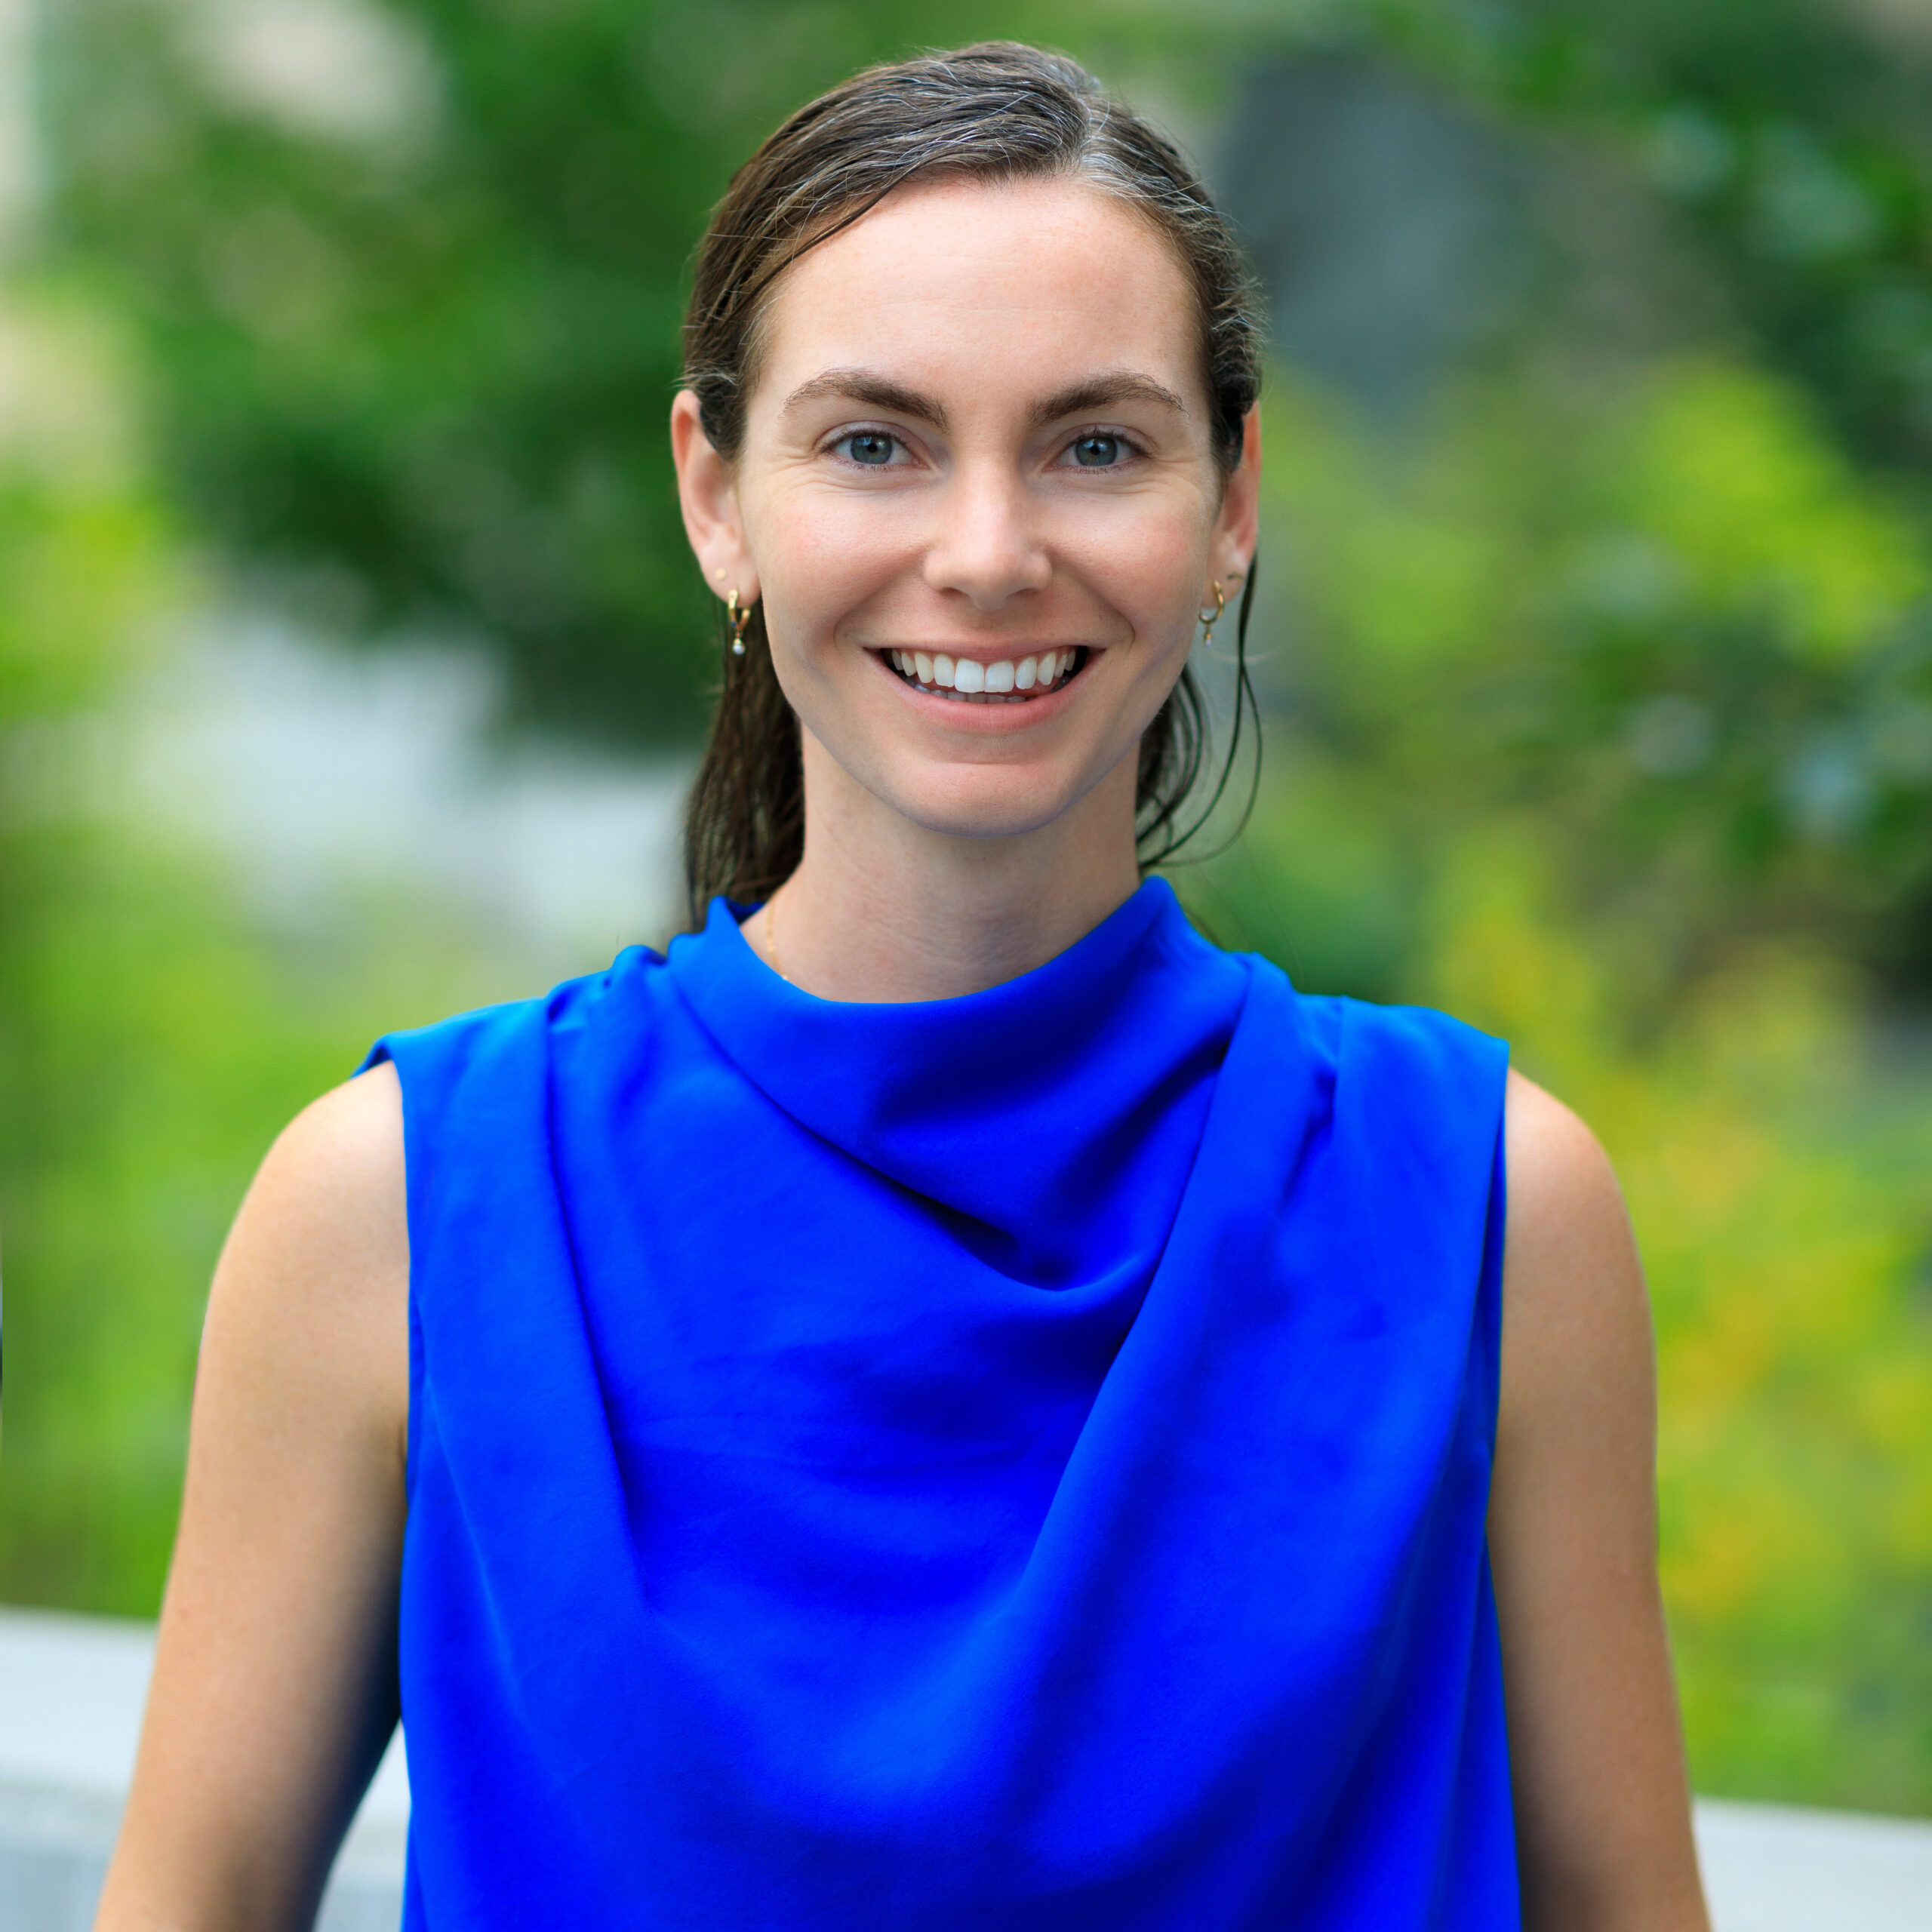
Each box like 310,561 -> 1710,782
881,648 -> 1088,703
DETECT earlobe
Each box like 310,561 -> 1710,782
670,390 -> 758,603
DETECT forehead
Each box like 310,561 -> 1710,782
749,175 -> 1203,414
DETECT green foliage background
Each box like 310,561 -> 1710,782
5,0 -> 1931,1814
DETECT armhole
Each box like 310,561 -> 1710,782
1478,1088 -> 1509,1462
359,1039 -> 426,1506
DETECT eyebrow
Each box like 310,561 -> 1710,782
779,368 -> 1192,435
1026,374 -> 1190,428
782,370 -> 950,432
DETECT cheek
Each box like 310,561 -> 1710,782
746,488 -> 906,645
1078,506 -> 1212,647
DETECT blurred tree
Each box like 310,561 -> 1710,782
21,0 -> 1932,1807
1359,0 -> 1932,983
38,0 -> 1054,744
1195,365 -> 1932,1011
1371,0 -> 1932,477
35,0 -> 1932,965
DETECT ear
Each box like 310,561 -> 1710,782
1209,406 -> 1262,590
671,390 -> 761,604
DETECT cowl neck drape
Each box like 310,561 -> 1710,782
668,879 -> 1249,1291
373,873 -> 1519,1931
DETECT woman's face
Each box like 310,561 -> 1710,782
673,174 -> 1259,844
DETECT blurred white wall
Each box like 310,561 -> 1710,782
124,615 -> 692,984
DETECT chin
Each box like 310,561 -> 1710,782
889,765 -> 1092,842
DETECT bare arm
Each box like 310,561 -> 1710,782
96,1063 -> 411,1932
1491,1071 -> 1709,1932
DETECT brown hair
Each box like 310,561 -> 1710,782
679,41 -> 1262,922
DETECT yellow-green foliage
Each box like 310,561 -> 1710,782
1419,838 -> 1932,1811
1614,365 -> 1926,664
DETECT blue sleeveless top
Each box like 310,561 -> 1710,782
368,879 -> 1518,1929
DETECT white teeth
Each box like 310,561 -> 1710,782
891,646 -> 1081,698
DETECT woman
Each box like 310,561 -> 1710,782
99,43 -> 1709,1931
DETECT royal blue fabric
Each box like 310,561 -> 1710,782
365,878 -> 1518,1929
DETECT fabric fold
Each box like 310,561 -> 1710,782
368,878 -> 1518,1930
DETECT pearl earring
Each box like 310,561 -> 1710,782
725,589 -> 753,656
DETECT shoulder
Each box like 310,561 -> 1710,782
1285,989 -> 1509,1167
1275,1001 -> 1643,1414
205,1063 -> 409,1463
1302,1007 -> 1613,1236
371,949 -> 663,1100
1504,1067 -> 1618,1198
1497,1070 -> 1652,1447
239,1061 -> 406,1278
1306,988 -> 1506,1081
1501,1070 -> 1639,1310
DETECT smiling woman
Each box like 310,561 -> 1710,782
97,42 -> 1709,1932
675,51 -> 1262,937
672,161 -> 1258,999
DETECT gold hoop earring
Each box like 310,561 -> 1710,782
1198,579 -> 1227,651
725,589 -> 754,657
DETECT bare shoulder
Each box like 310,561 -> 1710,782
1503,1068 -> 1628,1252
206,1060 -> 410,1461
244,1059 -> 405,1240
1497,1069 -> 1654,1448
1503,1070 -> 1644,1315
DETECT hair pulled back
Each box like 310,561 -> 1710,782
680,41 -> 1263,921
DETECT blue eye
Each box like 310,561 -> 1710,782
843,431 -> 897,466
1072,433 -> 1121,467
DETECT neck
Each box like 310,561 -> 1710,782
752,733 -> 1143,1002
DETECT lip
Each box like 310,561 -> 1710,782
868,645 -> 1097,721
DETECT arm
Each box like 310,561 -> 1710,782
1491,1071 -> 1709,1932
95,1063 -> 411,1932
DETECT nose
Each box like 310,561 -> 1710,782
921,463 -> 1052,610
